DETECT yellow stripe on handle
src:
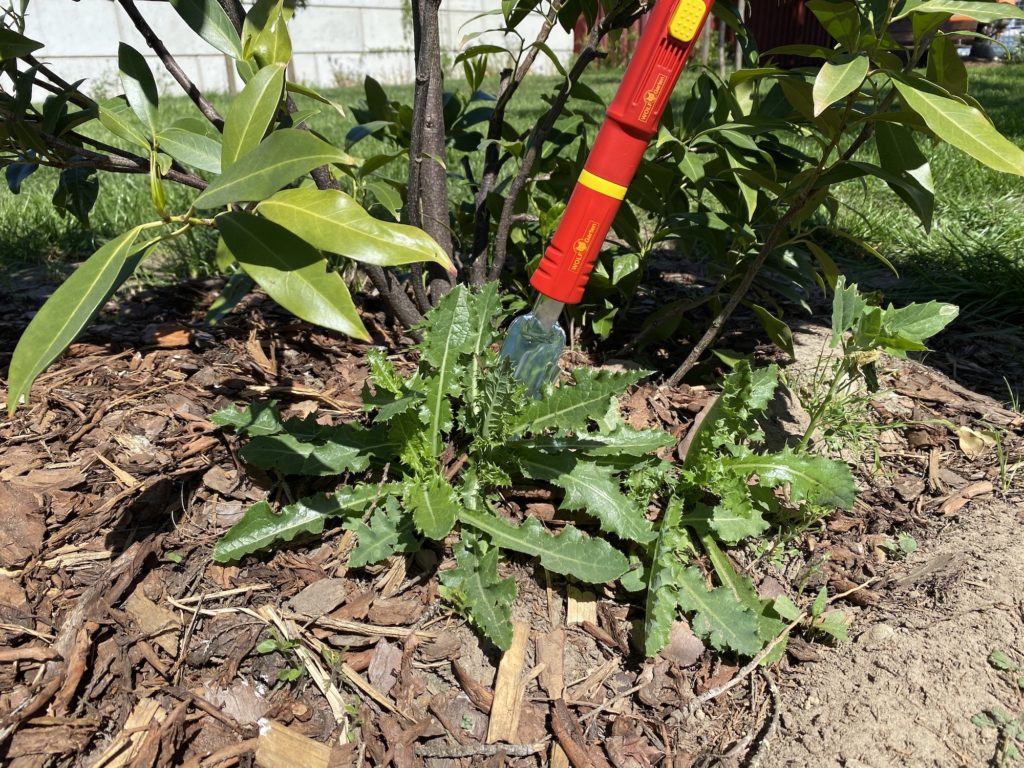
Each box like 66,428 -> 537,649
578,169 -> 628,200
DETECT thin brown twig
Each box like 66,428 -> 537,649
116,0 -> 225,130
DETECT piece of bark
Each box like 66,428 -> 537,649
453,660 -> 493,713
124,589 -> 181,656
537,629 -> 565,699
486,621 -> 530,743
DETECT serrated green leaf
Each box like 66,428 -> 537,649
211,400 -> 284,435
812,53 -> 868,116
417,286 -> 474,457
196,129 -> 351,209
257,187 -> 453,271
722,449 -> 857,510
222,64 -> 285,169
511,368 -> 645,435
513,425 -> 675,458
345,496 -> 418,568
217,211 -> 370,340
644,497 -> 686,655
710,483 -> 771,543
880,301 -> 958,345
517,451 -> 655,544
815,610 -> 849,641
676,566 -> 763,655
893,78 -> 1024,177
407,475 -> 459,540
989,650 -> 1019,671
170,0 -> 244,58
240,429 -> 376,476
8,224 -> 158,414
811,586 -> 828,617
439,539 -> 516,649
118,43 -> 159,140
213,487 -> 380,562
459,508 -> 628,583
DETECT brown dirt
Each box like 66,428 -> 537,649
0,277 -> 1021,767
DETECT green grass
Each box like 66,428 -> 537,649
2,62 -> 1022,317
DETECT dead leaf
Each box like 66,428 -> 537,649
956,426 -> 999,460
659,621 -> 705,667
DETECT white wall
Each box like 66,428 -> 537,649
23,0 -> 574,95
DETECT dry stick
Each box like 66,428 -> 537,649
663,104 -> 884,388
486,0 -> 647,283
116,0 -> 225,131
415,741 -> 549,759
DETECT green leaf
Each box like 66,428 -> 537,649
812,53 -> 868,116
213,488 -> 380,562
407,475 -> 460,540
892,78 -> 1024,176
750,304 -> 795,357
242,0 -> 292,67
676,566 -> 763,655
514,426 -> 675,458
216,211 -> 370,340
239,427 -> 384,475
0,28 -> 43,60
417,286 -> 474,456
926,33 -> 967,96
195,128 -> 351,209
880,301 -> 958,345
205,271 -> 254,325
722,449 -> 858,510
7,224 -> 157,413
811,586 -> 828,617
873,122 -> 935,230
211,400 -> 283,435
99,95 -> 151,150
118,43 -> 159,139
256,187 -> 453,271
773,595 -> 801,621
439,538 -> 516,649
894,0 -> 1024,21
345,496 -> 419,568
366,347 -> 404,395
806,0 -> 861,48
511,368 -> 645,435
158,119 -> 223,174
644,497 -> 686,655
988,649 -> 1019,671
459,508 -> 629,583
52,168 -> 98,226
516,452 -> 656,544
170,0 -> 244,57
830,275 -> 867,345
815,611 -> 849,641
221,63 -> 285,169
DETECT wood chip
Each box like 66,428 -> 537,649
486,621 -> 530,744
537,629 -> 566,699
91,699 -> 166,768
125,589 -> 181,656
939,480 -> 995,516
255,720 -> 331,768
566,586 -> 597,626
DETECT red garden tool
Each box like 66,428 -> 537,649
500,0 -> 715,394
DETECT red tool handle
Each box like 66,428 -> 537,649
530,0 -> 714,304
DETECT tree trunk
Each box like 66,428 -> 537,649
407,0 -> 455,308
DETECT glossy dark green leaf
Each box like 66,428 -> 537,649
52,167 -> 99,226
98,95 -> 151,150
170,0 -> 244,57
242,0 -> 292,67
221,63 -> 285,169
195,128 -> 350,208
894,0 -> 1024,21
216,211 -> 370,339
257,187 -> 453,271
873,122 -> 934,230
117,43 -> 159,139
812,53 -> 868,115
7,224 -> 159,413
0,28 -> 43,59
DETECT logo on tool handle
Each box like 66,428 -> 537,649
569,219 -> 600,272
639,72 -> 668,123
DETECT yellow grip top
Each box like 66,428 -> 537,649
668,0 -> 707,42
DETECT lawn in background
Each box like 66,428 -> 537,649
2,63 -> 1022,318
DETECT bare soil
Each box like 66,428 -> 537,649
0,278 -> 1021,768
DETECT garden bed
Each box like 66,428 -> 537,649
0,277 -> 1021,768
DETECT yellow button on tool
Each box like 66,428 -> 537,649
668,0 -> 706,42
